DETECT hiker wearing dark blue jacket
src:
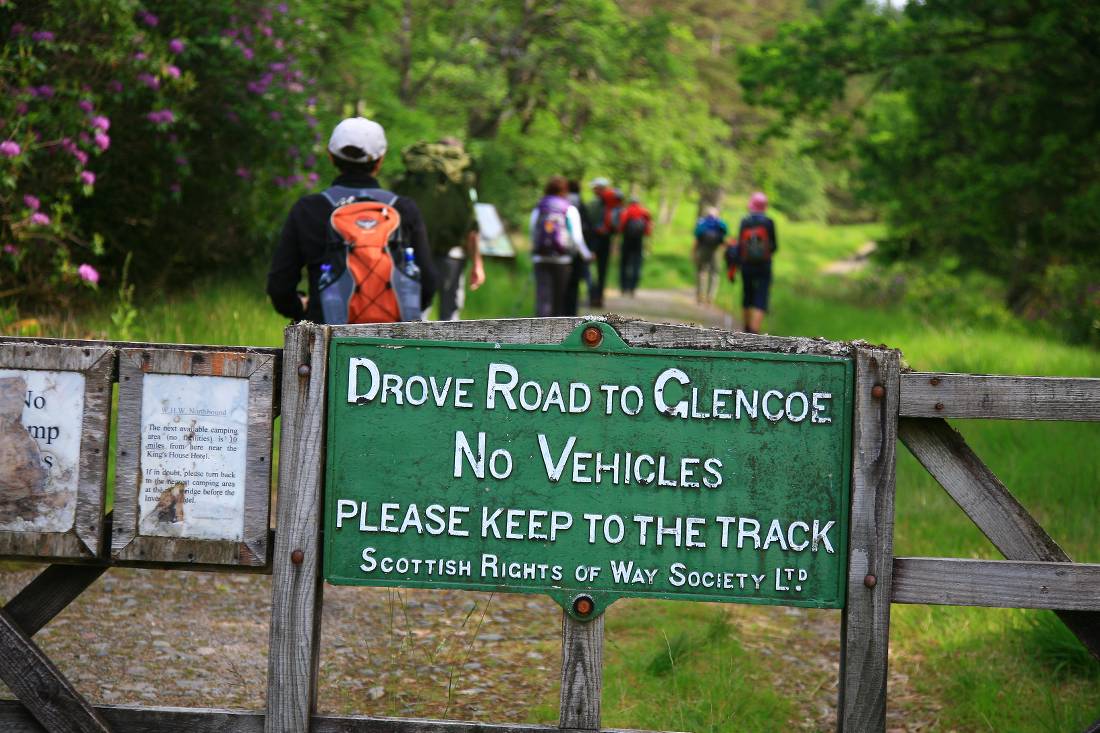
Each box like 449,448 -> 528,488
693,206 -> 729,304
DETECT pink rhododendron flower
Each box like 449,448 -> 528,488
308,172 -> 319,185
241,46 -> 254,61
10,23 -> 26,36
78,264 -> 100,283
33,85 -> 54,98
30,212 -> 51,226
138,11 -> 158,27
94,133 -> 110,151
79,99 -> 94,113
73,149 -> 89,165
133,51 -> 148,61
91,115 -> 110,131
165,65 -> 181,79
15,102 -> 28,115
81,171 -> 96,186
235,167 -> 251,179
0,141 -> 21,157
138,73 -> 159,90
108,80 -> 124,94
23,194 -> 40,211
32,31 -> 55,42
168,38 -> 185,54
3,245 -> 18,256
146,109 -> 175,125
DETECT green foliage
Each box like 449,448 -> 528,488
1,0 -> 319,303
740,0 -> 1100,343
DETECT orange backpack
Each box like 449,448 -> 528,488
319,187 -> 420,324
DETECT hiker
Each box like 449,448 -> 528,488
618,196 -> 652,297
693,206 -> 729,304
587,177 -> 621,308
391,137 -> 484,320
267,117 -> 437,324
530,176 -> 594,317
564,179 -> 595,316
733,191 -> 778,334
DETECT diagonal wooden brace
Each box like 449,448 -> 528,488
4,565 -> 107,638
0,608 -> 112,732
898,416 -> 1100,660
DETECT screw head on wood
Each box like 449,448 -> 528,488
581,325 -> 603,348
864,574 -> 877,588
290,549 -> 304,565
297,364 -> 311,377
871,384 -> 885,399
572,594 -> 595,617
930,377 -> 941,386
934,402 -> 945,411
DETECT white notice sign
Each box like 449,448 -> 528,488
139,374 -> 248,541
0,369 -> 85,533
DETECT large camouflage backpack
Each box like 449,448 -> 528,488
391,141 -> 477,257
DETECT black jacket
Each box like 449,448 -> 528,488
737,212 -> 778,270
266,172 -> 439,323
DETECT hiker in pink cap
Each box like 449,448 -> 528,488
732,191 -> 778,334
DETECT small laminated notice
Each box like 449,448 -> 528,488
138,373 -> 248,541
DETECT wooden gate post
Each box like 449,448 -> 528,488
838,346 -> 901,732
559,614 -> 603,730
266,323 -> 330,733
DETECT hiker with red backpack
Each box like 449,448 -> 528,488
617,196 -> 652,297
728,191 -> 777,334
267,117 -> 438,325
529,176 -> 594,317
587,177 -> 622,308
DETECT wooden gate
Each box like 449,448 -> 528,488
0,319 -> 1096,733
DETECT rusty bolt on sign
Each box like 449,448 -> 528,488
864,574 -> 877,588
581,325 -> 603,348
572,594 -> 595,617
290,549 -> 304,565
297,364 -> 311,377
871,384 -> 885,399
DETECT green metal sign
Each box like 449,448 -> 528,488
323,323 -> 853,619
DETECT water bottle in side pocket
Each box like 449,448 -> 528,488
391,247 -> 422,322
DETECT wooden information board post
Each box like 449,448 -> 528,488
267,318 -> 900,732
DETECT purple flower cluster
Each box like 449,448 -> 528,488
80,171 -> 96,186
30,212 -> 51,226
78,263 -> 99,284
24,195 -> 40,211
147,109 -> 176,125
138,11 -> 159,28
169,38 -> 186,55
0,140 -> 21,157
32,31 -> 55,43
138,72 -> 160,90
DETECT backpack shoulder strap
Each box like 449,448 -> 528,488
322,186 -> 400,207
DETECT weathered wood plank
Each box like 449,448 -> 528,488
898,417 -> 1100,659
1084,716 -> 1100,733
559,613 -> 604,730
900,372 -> 1100,421
892,557 -> 1100,610
3,564 -> 107,636
839,346 -> 901,733
266,323 -> 329,733
331,316 -> 856,359
0,609 -> 112,732
0,700 -> 667,732
898,417 -> 1068,561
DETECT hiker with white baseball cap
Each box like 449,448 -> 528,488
267,117 -> 438,324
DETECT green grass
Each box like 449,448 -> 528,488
11,210 -> 1100,731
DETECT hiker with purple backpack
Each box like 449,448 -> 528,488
529,176 -> 594,317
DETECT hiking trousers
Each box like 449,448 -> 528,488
589,233 -> 612,306
433,252 -> 466,321
620,237 -> 644,294
694,242 -> 720,303
534,261 -> 573,317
